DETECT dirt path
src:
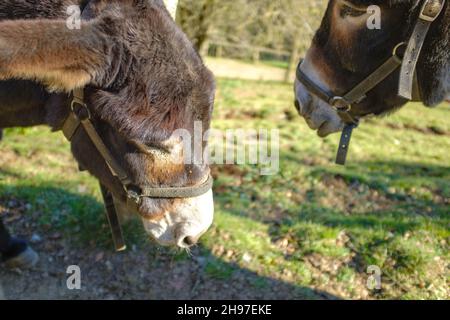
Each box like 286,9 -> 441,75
0,200 -> 330,300
205,58 -> 294,82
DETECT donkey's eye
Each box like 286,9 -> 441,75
340,3 -> 367,18
129,139 -> 171,155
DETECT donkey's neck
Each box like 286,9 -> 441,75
0,80 -> 62,129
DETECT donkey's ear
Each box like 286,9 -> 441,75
0,19 -> 112,92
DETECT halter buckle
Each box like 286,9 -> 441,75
127,190 -> 141,205
419,0 -> 445,22
330,97 -> 351,112
125,185 -> 142,205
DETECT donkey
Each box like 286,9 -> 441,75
294,0 -> 448,139
0,0 -> 216,268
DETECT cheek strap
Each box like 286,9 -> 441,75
336,123 -> 358,166
398,0 -> 446,100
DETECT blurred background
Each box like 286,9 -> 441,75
177,0 -> 325,82
0,0 -> 448,300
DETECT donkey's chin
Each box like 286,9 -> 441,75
295,81 -> 344,137
303,100 -> 344,137
141,190 -> 214,249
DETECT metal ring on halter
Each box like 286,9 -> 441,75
392,42 -> 407,61
124,184 -> 142,205
330,96 -> 352,112
71,99 -> 91,121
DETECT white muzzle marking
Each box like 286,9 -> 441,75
141,189 -> 214,248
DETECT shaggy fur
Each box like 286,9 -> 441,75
0,0 -> 216,219
299,0 -> 449,118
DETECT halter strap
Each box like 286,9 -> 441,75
140,175 -> 213,198
100,184 -> 127,252
335,123 -> 357,166
61,88 -> 213,251
399,0 -> 445,99
62,88 -> 213,200
296,51 -> 403,125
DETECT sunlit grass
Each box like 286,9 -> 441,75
0,79 -> 448,299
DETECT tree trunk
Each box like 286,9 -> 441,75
252,49 -> 260,63
200,39 -> 210,57
216,44 -> 223,58
194,0 -> 216,52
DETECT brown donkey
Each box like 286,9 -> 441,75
0,0 -> 216,268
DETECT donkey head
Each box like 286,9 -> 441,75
0,0 -> 216,248
294,0 -> 449,137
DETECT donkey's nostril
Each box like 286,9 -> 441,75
183,236 -> 197,247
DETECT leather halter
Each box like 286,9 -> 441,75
60,88 -> 213,251
296,0 -> 446,165
60,1 -> 213,251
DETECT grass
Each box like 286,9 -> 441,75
0,78 -> 449,299
259,60 -> 289,70
205,57 -> 290,82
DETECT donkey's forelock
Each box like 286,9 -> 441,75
87,2 -> 215,144
74,0 -> 212,146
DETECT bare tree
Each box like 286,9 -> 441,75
177,0 -> 327,81
177,0 -> 217,52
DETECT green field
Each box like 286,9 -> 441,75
0,78 -> 449,299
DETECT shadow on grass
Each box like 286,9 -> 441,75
213,160 -> 449,289
0,184 -> 339,300
191,251 -> 337,300
217,159 -> 448,221
0,184 -> 109,245
309,160 -> 449,189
